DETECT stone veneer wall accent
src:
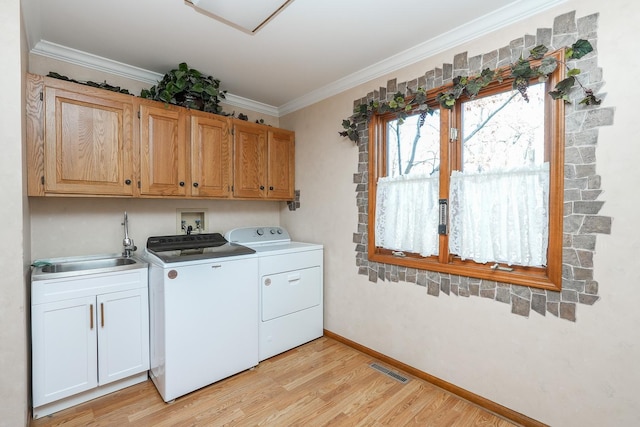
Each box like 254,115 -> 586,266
352,11 -> 613,322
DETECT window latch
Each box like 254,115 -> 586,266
438,199 -> 449,235
438,199 -> 448,235
450,127 -> 459,141
491,263 -> 514,272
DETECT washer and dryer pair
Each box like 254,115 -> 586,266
144,226 -> 323,402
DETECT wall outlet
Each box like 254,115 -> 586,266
177,209 -> 207,234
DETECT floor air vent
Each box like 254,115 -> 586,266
369,363 -> 410,384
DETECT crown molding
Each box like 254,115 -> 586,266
278,0 -> 566,116
221,93 -> 279,117
31,40 -> 163,84
31,0 -> 565,118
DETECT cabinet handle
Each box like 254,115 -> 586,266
125,179 -> 132,185
260,185 -> 265,190
179,181 -> 185,187
193,182 -> 199,188
100,303 -> 105,328
90,304 -> 94,330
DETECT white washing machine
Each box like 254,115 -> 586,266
226,227 -> 323,361
143,232 -> 259,402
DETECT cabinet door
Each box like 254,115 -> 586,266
32,296 -> 98,407
267,129 -> 295,199
44,87 -> 134,195
233,121 -> 267,198
97,288 -> 150,386
139,104 -> 188,196
190,114 -> 232,197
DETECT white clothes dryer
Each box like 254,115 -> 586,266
226,227 -> 323,361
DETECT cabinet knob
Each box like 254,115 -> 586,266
260,185 -> 265,190
125,179 -> 132,185
269,186 -> 274,190
193,182 -> 199,188
179,181 -> 185,187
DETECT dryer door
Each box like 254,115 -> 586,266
262,266 -> 321,321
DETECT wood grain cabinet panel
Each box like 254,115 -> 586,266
138,103 -> 188,197
232,120 -> 267,199
26,73 -> 295,201
190,112 -> 232,198
267,128 -> 295,200
43,87 -> 134,196
232,120 -> 294,200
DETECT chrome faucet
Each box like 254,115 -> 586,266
122,211 -> 137,257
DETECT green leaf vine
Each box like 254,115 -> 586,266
339,39 -> 600,143
46,72 -> 133,95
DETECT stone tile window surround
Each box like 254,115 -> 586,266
352,11 -> 613,322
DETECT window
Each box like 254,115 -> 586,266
368,51 -> 565,290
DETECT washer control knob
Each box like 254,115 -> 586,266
256,228 -> 264,236
277,229 -> 283,234
270,228 -> 276,234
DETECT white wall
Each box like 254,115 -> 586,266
0,0 -> 29,425
29,198 -> 282,260
280,1 -> 640,425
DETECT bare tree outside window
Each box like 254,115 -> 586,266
386,111 -> 440,177
462,83 -> 546,173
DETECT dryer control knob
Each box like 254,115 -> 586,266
277,229 -> 283,234
256,228 -> 264,236
270,228 -> 276,234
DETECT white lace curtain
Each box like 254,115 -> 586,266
374,163 -> 549,267
375,174 -> 440,257
449,163 -> 549,267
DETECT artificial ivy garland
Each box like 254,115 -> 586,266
339,40 -> 600,143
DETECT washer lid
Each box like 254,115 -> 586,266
146,232 -> 255,263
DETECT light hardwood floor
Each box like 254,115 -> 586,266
31,337 -> 517,426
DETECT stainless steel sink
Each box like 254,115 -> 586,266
41,257 -> 137,273
32,255 -> 147,280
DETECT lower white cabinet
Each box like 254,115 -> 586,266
97,289 -> 149,385
31,263 -> 149,418
32,295 -> 99,405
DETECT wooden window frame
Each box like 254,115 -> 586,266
368,50 -> 565,291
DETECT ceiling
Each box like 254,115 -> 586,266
21,0 -> 565,116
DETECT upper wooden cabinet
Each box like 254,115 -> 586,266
139,107 -> 232,198
266,128 -> 295,200
233,120 -> 267,199
232,119 -> 294,200
27,74 -> 135,196
190,112 -> 232,198
26,73 -> 295,201
138,102 -> 188,197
